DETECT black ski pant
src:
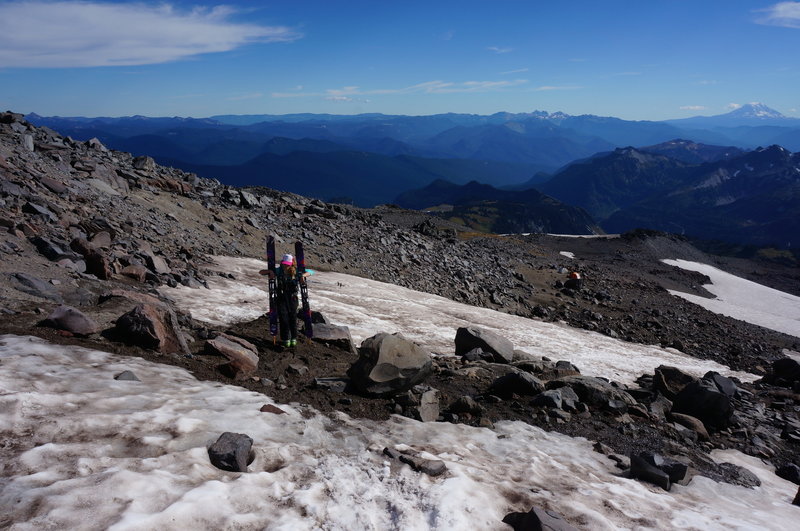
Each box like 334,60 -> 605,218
277,296 -> 299,341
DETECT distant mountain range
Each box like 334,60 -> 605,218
25,105 -> 800,247
26,103 -> 800,204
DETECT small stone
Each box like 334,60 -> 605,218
260,404 -> 287,415
114,370 -> 140,381
208,432 -> 253,473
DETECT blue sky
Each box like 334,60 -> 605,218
1,1 -> 798,120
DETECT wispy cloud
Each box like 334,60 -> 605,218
680,105 -> 707,111
487,46 -> 513,54
273,79 -> 528,99
756,2 -> 800,28
535,85 -> 582,91
0,1 -> 301,68
325,96 -> 371,103
611,71 -> 642,76
726,103 -> 743,110
501,68 -> 529,75
698,80 -> 717,85
441,30 -> 455,41
568,58 -> 587,62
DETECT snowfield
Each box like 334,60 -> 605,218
662,259 -> 800,339
2,255 -> 800,529
1,335 -> 798,530
160,256 -> 756,385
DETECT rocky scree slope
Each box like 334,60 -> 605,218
0,111 -> 798,374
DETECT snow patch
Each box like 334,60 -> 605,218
559,251 -> 575,259
662,259 -> 800,339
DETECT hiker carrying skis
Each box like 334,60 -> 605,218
259,253 -> 308,347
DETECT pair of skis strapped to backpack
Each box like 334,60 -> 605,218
266,236 -> 313,341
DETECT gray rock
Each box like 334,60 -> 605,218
546,376 -> 635,409
672,379 -> 733,431
208,432 -> 253,473
398,454 -> 447,477
314,377 -> 348,393
114,370 -> 140,381
502,506 -> 578,531
44,305 -> 99,336
668,412 -> 710,441
704,371 -> 737,397
146,254 -> 171,274
312,323 -> 357,354
531,389 -> 562,409
416,389 -> 439,422
132,155 -> 156,172
22,134 -> 34,152
347,333 -> 432,396
22,202 -> 57,222
9,272 -> 63,302
490,370 -> 545,398
448,395 -> 485,416
454,326 -> 514,364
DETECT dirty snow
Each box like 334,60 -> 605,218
663,259 -> 800,339
160,256 -> 756,385
1,335 -> 798,530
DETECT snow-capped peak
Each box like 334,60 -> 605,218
727,102 -> 784,119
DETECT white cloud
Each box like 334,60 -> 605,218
756,2 -> 800,28
535,85 -> 582,91
487,46 -> 513,54
790,108 -> 798,113
726,103 -> 743,110
273,79 -> 528,99
680,105 -> 707,111
500,68 -> 529,75
0,1 -> 301,68
698,80 -> 717,85
441,30 -> 455,41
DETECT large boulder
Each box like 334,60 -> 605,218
44,305 -> 99,336
115,303 -> 186,354
206,333 -> 259,378
653,365 -> 696,400
546,376 -> 635,410
454,326 -> 514,363
347,333 -> 432,396
671,379 -> 733,431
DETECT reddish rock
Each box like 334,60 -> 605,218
90,230 -> 112,248
206,334 -> 259,377
121,264 -> 148,282
115,303 -> 183,354
668,412 -> 710,441
260,404 -> 287,415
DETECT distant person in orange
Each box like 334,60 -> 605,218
565,271 -> 583,290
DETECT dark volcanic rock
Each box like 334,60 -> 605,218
629,454 -> 671,491
546,376 -> 635,409
653,365 -> 696,400
114,370 -> 140,381
347,333 -> 432,396
704,371 -> 737,397
115,303 -> 185,354
208,432 -> 253,473
502,506 -> 578,531
490,370 -> 545,398
776,463 -> 800,485
454,326 -> 514,364
671,379 -> 733,430
764,358 -> 800,389
44,305 -> 99,336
